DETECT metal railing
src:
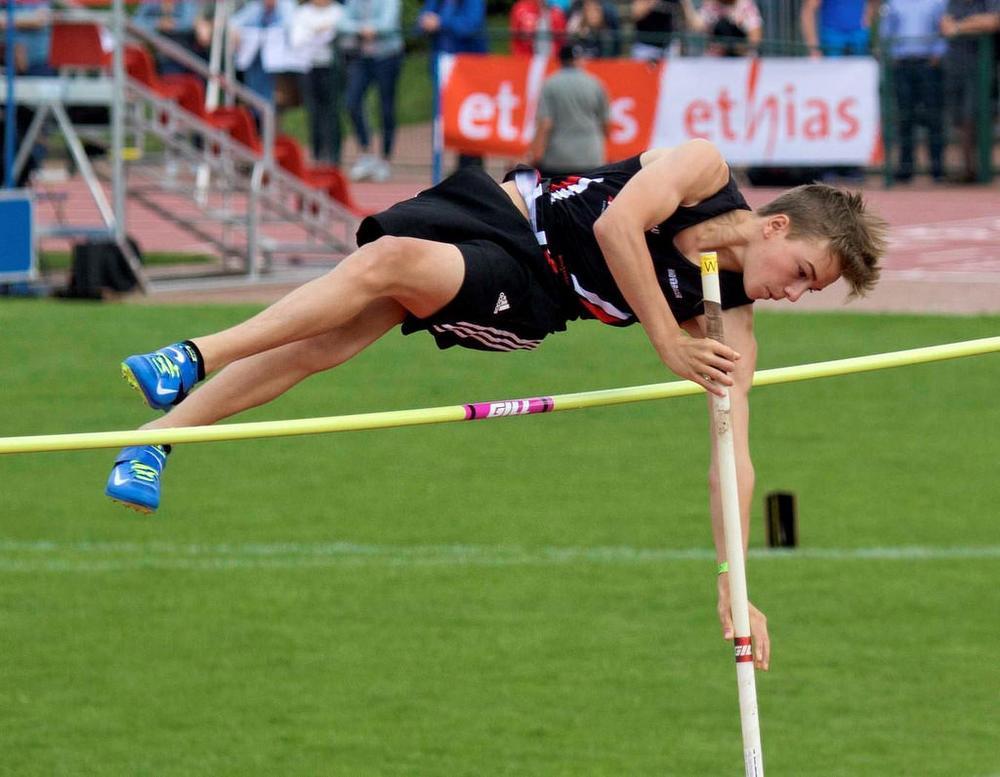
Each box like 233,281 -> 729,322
124,79 -> 357,279
9,7 -> 361,286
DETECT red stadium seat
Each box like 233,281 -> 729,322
159,74 -> 241,136
126,47 -> 251,151
210,106 -> 263,154
273,135 -> 367,216
124,45 -> 271,160
322,167 -> 367,217
124,44 -> 187,103
48,22 -> 112,71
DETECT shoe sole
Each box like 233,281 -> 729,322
107,495 -> 155,515
121,361 -> 162,411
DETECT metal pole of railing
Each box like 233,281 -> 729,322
252,112 -> 275,280
205,0 -> 228,111
431,51 -> 442,184
247,162 -> 263,281
111,0 -> 126,243
197,0 -> 229,203
879,37 -> 895,188
975,32 -> 994,183
224,23 -> 236,107
4,0 -> 16,188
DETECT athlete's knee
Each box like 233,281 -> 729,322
351,235 -> 410,295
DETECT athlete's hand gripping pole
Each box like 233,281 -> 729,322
700,252 -> 764,777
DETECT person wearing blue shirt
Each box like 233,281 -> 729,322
882,0 -> 947,182
801,0 -> 877,57
0,0 -> 52,76
800,0 -> 877,181
0,0 -> 52,185
417,0 -> 487,55
418,0 -> 486,170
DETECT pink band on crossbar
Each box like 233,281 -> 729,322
463,397 -> 554,420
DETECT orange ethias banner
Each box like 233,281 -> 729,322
438,53 -> 659,160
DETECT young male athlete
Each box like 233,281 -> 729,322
105,139 -> 888,670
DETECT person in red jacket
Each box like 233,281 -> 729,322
510,0 -> 567,56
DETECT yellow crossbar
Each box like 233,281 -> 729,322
1,336 -> 997,455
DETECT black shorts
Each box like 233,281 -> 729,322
356,167 -> 573,352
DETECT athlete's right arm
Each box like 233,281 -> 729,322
592,139 -> 739,396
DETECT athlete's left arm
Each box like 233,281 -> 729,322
685,303 -> 770,671
593,139 -> 739,396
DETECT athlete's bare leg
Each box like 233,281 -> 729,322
142,298 -> 406,431
106,240 -> 460,511
188,236 -> 464,374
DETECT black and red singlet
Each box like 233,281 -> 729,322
533,155 -> 754,325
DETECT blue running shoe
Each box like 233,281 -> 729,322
105,445 -> 169,514
121,342 -> 202,410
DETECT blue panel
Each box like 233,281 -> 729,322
0,193 -> 34,280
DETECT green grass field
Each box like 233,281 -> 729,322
38,252 -> 215,273
1,302 -> 998,776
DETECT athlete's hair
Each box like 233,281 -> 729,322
757,184 -> 888,297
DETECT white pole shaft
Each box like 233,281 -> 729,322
700,252 -> 764,776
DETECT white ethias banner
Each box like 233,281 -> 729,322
651,58 -> 880,165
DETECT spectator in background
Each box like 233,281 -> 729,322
340,0 -> 403,182
132,0 -> 200,73
882,0 -> 947,182
800,0 -> 877,57
418,0 -> 486,169
418,0 -> 486,58
0,0 -> 52,186
194,2 -> 218,52
697,0 -> 762,57
800,0 -> 876,182
291,0 -> 344,165
0,0 -> 51,76
529,42 -> 610,177
940,0 -> 1000,182
630,0 -> 698,60
567,0 -> 621,57
510,0 -> 566,57
230,0 -> 297,105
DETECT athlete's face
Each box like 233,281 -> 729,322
742,215 -> 840,302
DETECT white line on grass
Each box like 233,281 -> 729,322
0,540 -> 998,572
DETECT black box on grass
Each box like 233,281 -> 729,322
765,491 -> 798,548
